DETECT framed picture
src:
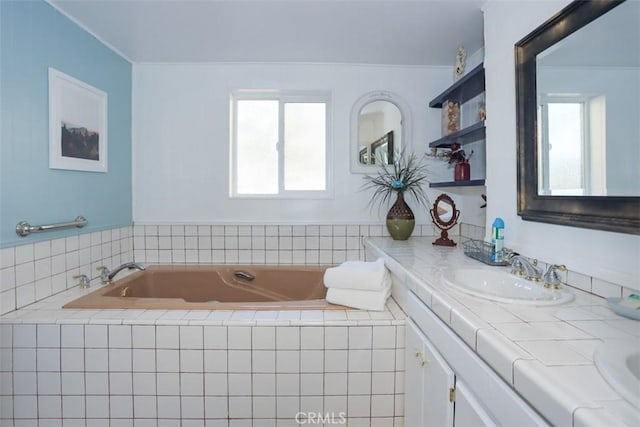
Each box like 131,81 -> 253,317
49,68 -> 107,172
370,130 -> 394,164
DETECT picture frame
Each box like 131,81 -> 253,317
359,146 -> 369,164
49,68 -> 108,172
370,130 -> 394,164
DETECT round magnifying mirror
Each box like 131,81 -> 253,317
430,193 -> 460,247
436,199 -> 454,224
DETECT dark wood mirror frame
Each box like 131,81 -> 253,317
370,131 -> 394,165
515,0 -> 640,235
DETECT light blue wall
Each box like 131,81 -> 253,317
1,0 -> 132,247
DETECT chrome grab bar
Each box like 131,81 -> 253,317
16,215 -> 88,237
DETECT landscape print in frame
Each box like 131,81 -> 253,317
49,68 -> 107,172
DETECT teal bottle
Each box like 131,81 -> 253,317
491,218 -> 505,262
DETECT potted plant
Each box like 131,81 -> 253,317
428,143 -> 474,181
448,143 -> 473,181
363,151 -> 430,240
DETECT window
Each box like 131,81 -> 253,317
537,94 -> 606,196
230,91 -> 331,197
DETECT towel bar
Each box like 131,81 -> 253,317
16,215 -> 88,237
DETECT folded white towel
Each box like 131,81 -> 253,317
324,258 -> 389,291
326,282 -> 391,312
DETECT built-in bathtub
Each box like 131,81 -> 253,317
63,265 -> 344,310
1,261 -> 406,425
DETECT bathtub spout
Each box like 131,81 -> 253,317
107,262 -> 146,283
234,271 -> 255,281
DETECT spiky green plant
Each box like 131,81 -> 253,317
362,151 -> 430,211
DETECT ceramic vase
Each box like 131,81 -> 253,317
386,192 -> 415,240
454,162 -> 471,181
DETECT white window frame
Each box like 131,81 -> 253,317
538,94 -> 595,195
229,90 -> 333,199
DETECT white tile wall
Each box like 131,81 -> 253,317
0,226 -> 133,315
459,223 -> 485,242
132,223 -> 441,266
0,322 -> 405,426
7,221 -> 606,427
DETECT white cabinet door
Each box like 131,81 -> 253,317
405,319 -> 455,427
421,323 -> 455,427
454,381 -> 497,427
405,320 -> 426,427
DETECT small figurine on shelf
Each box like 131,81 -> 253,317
478,104 -> 486,122
454,46 -> 467,80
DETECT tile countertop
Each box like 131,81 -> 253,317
365,237 -> 640,427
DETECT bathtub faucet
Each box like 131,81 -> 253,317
102,262 -> 146,283
234,271 -> 255,281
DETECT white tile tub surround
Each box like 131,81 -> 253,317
366,237 -> 640,427
0,282 -> 406,426
0,226 -> 133,316
132,223 -> 445,265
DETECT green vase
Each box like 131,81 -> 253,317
386,192 -> 415,240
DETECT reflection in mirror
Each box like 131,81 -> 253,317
371,131 -> 394,164
437,200 -> 453,223
536,0 -> 640,197
515,0 -> 640,234
358,101 -> 401,165
430,193 -> 460,247
351,91 -> 411,173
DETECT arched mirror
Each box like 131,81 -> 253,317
430,193 -> 460,247
350,91 -> 411,173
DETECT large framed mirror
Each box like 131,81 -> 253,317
515,0 -> 640,234
350,91 -> 411,173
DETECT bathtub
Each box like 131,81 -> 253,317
63,265 -> 343,310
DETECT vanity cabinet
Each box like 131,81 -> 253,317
454,381 -> 498,427
428,63 -> 486,188
406,318 -> 498,427
402,290 -> 548,427
405,319 -> 455,426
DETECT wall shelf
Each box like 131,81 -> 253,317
428,63 -> 486,189
429,64 -> 485,108
428,121 -> 485,148
429,179 -> 485,188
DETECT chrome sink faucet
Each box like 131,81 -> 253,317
98,262 -> 145,284
543,264 -> 567,289
510,255 -> 543,282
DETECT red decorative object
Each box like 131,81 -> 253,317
454,162 -> 470,181
447,142 -> 473,181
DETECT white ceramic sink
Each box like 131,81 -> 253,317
595,340 -> 640,408
442,268 -> 574,305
